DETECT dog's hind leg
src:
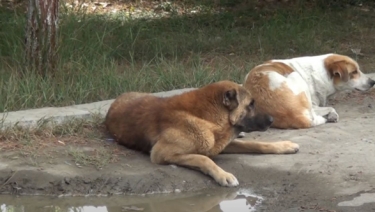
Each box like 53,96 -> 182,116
222,139 -> 299,154
285,72 -> 331,127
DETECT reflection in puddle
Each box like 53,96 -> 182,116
68,206 -> 108,212
68,206 -> 109,212
0,189 -> 263,212
219,191 -> 263,212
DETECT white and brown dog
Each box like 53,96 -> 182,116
243,54 -> 375,129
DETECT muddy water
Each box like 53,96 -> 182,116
0,189 -> 263,212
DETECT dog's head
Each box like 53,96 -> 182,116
325,54 -> 375,91
217,81 -> 273,133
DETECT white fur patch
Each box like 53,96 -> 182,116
285,72 -> 307,95
244,72 -> 250,83
265,71 -> 306,96
265,71 -> 285,91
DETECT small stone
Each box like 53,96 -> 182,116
64,177 -> 70,185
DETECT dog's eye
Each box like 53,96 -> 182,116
352,70 -> 358,74
248,100 -> 255,108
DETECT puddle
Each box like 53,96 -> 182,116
338,192 -> 375,207
0,189 -> 263,212
218,190 -> 263,212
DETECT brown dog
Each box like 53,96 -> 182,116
105,80 -> 299,187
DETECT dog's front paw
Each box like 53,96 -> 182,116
326,111 -> 339,123
214,171 -> 239,187
274,141 -> 299,154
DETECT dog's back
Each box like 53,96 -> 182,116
105,90 -> 206,153
105,92 -> 168,153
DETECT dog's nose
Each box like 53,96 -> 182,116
266,115 -> 274,125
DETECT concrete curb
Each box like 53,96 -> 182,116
0,88 -> 196,130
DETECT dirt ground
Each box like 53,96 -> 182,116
1,85 -> 375,211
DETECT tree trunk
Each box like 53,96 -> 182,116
25,0 -> 59,77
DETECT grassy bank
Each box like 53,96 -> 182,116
1,1 -> 375,112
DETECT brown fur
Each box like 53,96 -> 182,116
325,54 -> 360,84
262,61 -> 295,76
105,80 -> 299,187
244,63 -> 311,129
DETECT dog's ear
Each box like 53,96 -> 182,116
223,89 -> 239,110
327,61 -> 350,82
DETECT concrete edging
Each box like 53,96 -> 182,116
0,88 -> 196,130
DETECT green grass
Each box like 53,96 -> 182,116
1,2 -> 375,112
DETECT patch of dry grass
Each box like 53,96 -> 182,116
0,114 -> 125,169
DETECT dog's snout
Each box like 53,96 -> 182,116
257,114 -> 273,127
239,113 -> 273,133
